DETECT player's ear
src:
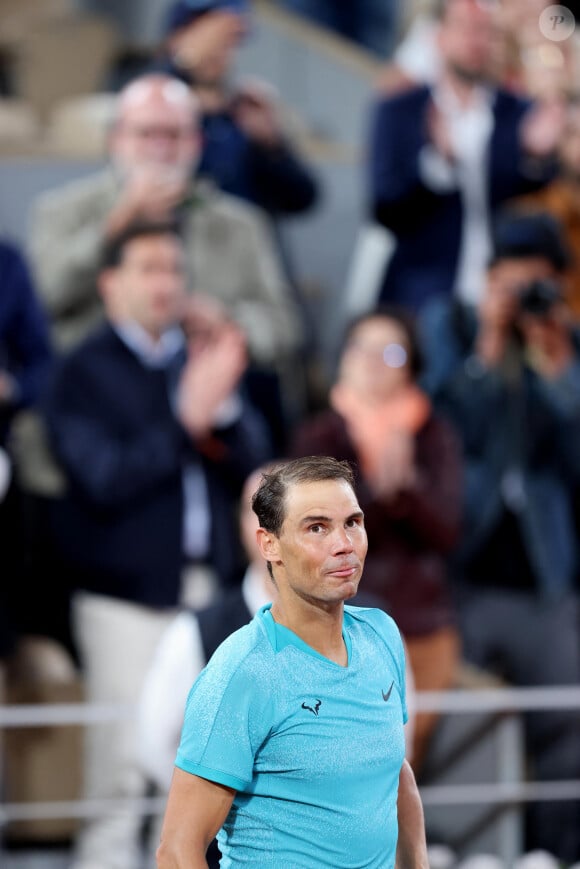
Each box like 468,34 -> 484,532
256,528 -> 280,564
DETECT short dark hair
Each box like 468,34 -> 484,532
100,220 -> 182,271
163,0 -> 248,36
341,304 -> 424,379
251,456 -> 356,537
490,208 -> 573,272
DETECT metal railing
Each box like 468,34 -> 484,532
2,686 -> 580,863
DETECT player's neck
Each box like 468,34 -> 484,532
270,600 -> 348,666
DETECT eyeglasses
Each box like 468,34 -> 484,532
122,124 -> 195,142
346,340 -> 408,369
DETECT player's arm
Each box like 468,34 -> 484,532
156,767 -> 236,868
395,759 -> 429,869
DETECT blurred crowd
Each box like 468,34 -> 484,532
2,0 -> 580,866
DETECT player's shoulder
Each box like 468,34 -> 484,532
203,613 -> 273,684
344,604 -> 402,645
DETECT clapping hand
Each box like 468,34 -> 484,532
177,296 -> 248,438
106,165 -> 190,237
230,77 -> 283,149
370,430 -> 418,500
520,98 -> 566,160
426,99 -> 455,162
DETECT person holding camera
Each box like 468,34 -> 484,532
158,0 -> 319,221
512,94 -> 580,319
418,208 -> 580,863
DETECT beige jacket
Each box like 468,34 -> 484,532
19,171 -> 305,498
28,169 -> 303,366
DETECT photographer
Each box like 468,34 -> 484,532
419,209 -> 580,863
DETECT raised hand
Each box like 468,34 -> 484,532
520,98 -> 566,159
230,77 -> 283,149
177,311 -> 248,438
106,166 -> 189,236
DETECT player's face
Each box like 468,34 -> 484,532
265,479 -> 368,608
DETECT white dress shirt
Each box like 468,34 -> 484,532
419,82 -> 494,306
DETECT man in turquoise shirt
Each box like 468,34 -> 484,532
157,455 -> 428,867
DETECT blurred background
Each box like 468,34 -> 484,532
2,1 -> 580,867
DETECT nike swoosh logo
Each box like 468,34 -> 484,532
382,681 -> 394,702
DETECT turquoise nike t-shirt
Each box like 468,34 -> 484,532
176,604 -> 408,868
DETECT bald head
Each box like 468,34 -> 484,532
110,74 -> 201,176
116,74 -> 199,122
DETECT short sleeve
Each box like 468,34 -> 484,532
175,650 -> 272,792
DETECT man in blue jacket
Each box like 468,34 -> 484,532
160,0 -> 319,218
43,220 -> 273,869
368,0 -> 560,311
158,0 -> 320,325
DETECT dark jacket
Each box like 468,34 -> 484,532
199,110 -> 319,216
289,409 -> 462,636
369,85 -> 554,309
195,588 -> 252,662
155,59 -> 319,218
0,240 -> 52,445
44,323 -> 273,607
430,319 -> 580,600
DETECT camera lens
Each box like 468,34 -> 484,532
519,279 -> 562,316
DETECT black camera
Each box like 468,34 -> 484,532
518,279 -> 563,317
